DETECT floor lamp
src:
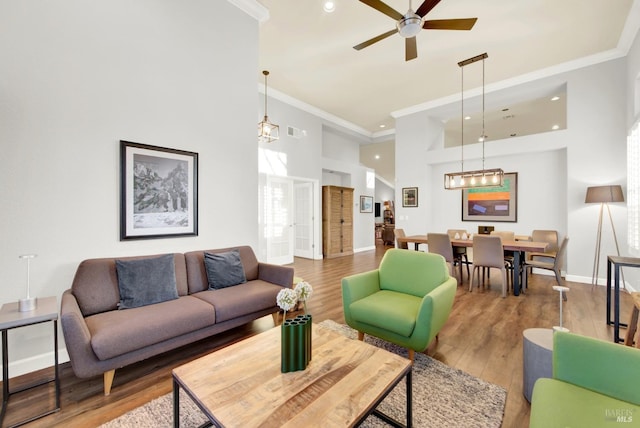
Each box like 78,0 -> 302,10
585,185 -> 625,286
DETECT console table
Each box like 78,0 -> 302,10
0,296 -> 60,427
606,256 -> 640,343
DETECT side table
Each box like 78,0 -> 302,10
0,296 -> 60,427
606,256 -> 640,343
522,328 -> 553,403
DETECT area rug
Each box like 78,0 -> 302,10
101,320 -> 506,428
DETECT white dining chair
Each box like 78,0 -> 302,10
470,235 -> 509,298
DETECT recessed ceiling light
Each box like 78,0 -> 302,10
551,96 -> 560,101
464,116 -> 471,120
552,124 -> 560,130
375,155 -> 380,159
323,1 -> 335,12
379,124 -> 386,128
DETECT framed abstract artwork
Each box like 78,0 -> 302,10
462,172 -> 518,222
360,195 -> 373,213
402,187 -> 418,207
120,140 -> 198,240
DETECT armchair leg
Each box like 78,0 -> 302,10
104,369 -> 115,396
408,349 -> 415,361
357,331 -> 365,341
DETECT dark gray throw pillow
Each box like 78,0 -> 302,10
115,254 -> 179,310
204,249 -> 247,289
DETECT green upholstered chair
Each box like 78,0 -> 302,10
530,331 -> 640,427
341,249 -> 457,360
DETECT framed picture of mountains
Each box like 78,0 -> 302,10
120,140 -> 198,240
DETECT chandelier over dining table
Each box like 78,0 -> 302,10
444,52 -> 504,189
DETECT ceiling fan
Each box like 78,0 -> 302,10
353,0 -> 477,61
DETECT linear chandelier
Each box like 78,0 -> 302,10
444,53 -> 504,189
258,70 -> 279,143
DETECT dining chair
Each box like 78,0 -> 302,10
523,237 -> 569,299
490,230 -> 517,285
470,234 -> 509,298
394,228 -> 409,250
447,229 -> 471,278
427,233 -> 464,281
528,230 -> 559,262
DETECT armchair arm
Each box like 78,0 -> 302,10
554,331 -> 640,405
412,277 -> 457,348
342,270 -> 380,325
258,262 -> 294,288
60,289 -> 101,378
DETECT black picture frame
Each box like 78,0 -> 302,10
120,140 -> 198,240
462,172 -> 518,222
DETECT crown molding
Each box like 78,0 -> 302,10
227,0 -> 269,22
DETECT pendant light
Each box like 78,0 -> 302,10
258,70 -> 279,143
444,53 -> 504,189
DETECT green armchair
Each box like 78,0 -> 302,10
530,331 -> 640,427
341,249 -> 457,360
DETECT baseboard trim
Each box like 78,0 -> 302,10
0,348 -> 70,379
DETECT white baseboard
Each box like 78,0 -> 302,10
354,246 -> 376,253
0,348 -> 70,379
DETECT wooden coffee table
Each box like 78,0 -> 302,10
172,323 -> 412,427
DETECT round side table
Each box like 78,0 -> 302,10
522,328 -> 553,403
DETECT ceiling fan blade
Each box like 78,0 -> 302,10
423,18 -> 478,30
359,0 -> 403,21
353,29 -> 398,51
415,0 -> 442,18
405,37 -> 417,61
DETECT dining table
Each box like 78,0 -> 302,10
395,234 -> 549,296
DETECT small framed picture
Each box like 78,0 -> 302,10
120,140 -> 198,240
360,195 -> 373,213
402,187 -> 418,207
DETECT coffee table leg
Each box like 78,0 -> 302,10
406,369 -> 413,428
173,378 -> 180,428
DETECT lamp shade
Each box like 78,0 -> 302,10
584,185 -> 624,203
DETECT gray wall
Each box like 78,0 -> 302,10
0,0 -> 261,374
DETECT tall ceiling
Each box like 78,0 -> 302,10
258,0 -> 637,137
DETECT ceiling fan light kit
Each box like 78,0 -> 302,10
355,0 -> 478,61
444,52 -> 505,190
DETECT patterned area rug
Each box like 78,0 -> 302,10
101,320 -> 506,428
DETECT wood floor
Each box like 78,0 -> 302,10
3,245 -> 633,428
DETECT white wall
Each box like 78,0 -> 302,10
395,58 -> 628,285
0,1 -> 261,374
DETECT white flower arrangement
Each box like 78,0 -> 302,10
277,281 -> 314,323
276,288 -> 299,313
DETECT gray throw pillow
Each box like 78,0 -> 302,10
115,254 -> 179,310
204,249 -> 247,289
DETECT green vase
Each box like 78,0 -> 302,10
281,315 -> 312,373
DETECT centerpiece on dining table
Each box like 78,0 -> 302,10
277,281 -> 313,373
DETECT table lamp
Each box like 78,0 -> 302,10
18,254 -> 37,312
585,185 -> 624,285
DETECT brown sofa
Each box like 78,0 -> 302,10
60,246 -> 293,395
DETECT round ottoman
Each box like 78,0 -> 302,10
523,328 -> 553,403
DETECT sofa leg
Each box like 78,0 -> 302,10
408,349 -> 415,361
104,370 -> 115,396
271,312 -> 281,325
357,331 -> 364,341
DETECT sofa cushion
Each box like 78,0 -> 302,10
348,290 -> 420,337
115,254 -> 179,309
71,254 -> 188,317
204,250 -> 247,289
185,246 -> 260,294
191,280 -> 282,323
530,378 -> 640,427
85,296 -> 215,360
